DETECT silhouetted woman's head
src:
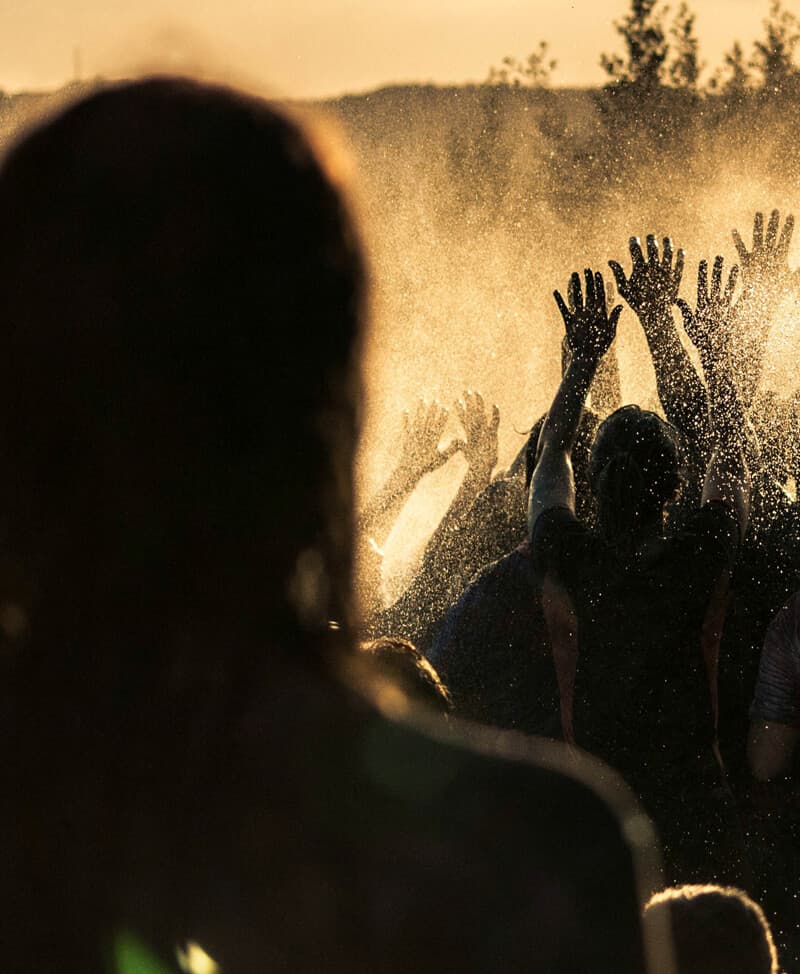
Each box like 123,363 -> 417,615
588,406 -> 681,553
0,78 -> 367,670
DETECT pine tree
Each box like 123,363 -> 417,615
725,42 -> 752,92
487,42 -> 557,88
668,2 -> 702,91
601,0 -> 669,92
752,0 -> 800,94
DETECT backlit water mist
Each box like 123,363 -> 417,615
321,85 -> 800,597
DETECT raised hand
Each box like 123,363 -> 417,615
455,390 -> 500,486
677,256 -> 739,361
732,209 -> 794,293
396,399 -> 460,484
554,268 -> 621,366
608,234 -> 684,316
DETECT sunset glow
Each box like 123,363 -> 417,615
0,0 -> 773,97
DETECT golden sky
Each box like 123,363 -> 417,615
0,0 -> 775,98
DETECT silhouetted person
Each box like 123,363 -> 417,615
429,410 -> 598,737
529,259 -> 750,882
365,390 -> 503,651
745,592 -> 800,971
644,885 -> 778,974
0,79 -> 665,974
749,591 -> 800,781
645,884 -> 778,974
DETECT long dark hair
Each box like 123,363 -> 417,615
0,78 -> 367,969
588,406 -> 681,555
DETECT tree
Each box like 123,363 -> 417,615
668,2 -> 703,91
487,42 -> 557,88
708,41 -> 753,95
601,0 -> 669,92
751,0 -> 800,94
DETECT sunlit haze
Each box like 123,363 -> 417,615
0,0 -> 770,97
0,0 -> 796,593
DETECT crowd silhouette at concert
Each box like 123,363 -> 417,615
1,77 -> 797,973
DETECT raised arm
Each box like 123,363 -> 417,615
364,391 -> 500,648
730,209 -> 795,409
561,280 -> 622,418
358,399 -> 459,546
356,400 -> 460,616
407,390 -> 500,579
678,256 -> 751,538
609,234 -> 710,456
528,269 -> 621,533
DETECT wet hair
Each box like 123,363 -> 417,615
644,885 -> 778,974
361,637 -> 453,715
588,405 -> 681,553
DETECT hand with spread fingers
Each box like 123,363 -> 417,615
728,209 -> 795,409
561,277 -> 622,416
554,268 -> 622,368
396,399 -> 460,485
678,256 -> 750,534
732,209 -> 794,294
530,268 -> 621,531
356,398 -> 461,586
677,256 -> 740,362
609,234 -> 684,317
455,390 -> 500,487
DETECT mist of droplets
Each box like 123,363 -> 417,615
321,86 -> 800,597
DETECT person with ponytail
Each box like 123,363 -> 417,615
529,259 -> 750,884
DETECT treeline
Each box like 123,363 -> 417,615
326,0 -> 800,251
485,0 -> 800,219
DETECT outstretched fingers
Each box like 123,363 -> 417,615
629,236 -> 645,270
554,288 -> 570,322
473,390 -> 486,426
569,271 -> 582,312
711,255 -> 724,299
753,210 -> 764,249
429,400 -> 449,440
661,236 -> 673,272
646,233 -> 659,265
594,271 -> 606,310
584,268 -> 596,306
698,259 -> 708,306
608,259 -> 628,297
489,401 -> 501,437
778,213 -> 795,258
732,227 -> 748,263
724,263 -> 740,303
674,247 -> 685,287
456,390 -> 483,439
765,208 -> 780,249
455,395 -> 467,433
455,391 -> 499,459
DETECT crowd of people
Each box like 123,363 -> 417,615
361,224 -> 800,966
0,76 -> 795,972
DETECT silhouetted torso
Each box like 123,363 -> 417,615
430,542 -> 560,736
